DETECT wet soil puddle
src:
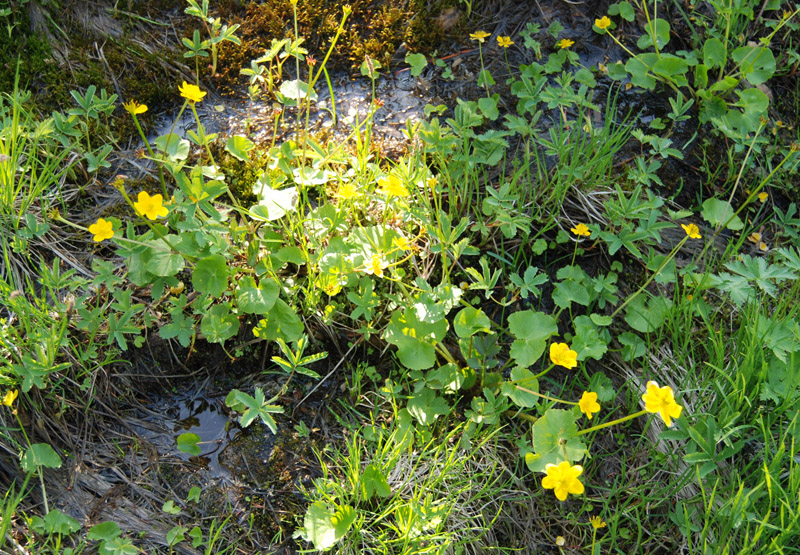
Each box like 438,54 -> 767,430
134,391 -> 239,478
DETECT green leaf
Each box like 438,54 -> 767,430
636,18 -> 670,50
193,254 -> 229,297
301,502 -> 354,551
508,310 -> 558,367
624,295 -> 672,333
574,68 -> 596,87
155,134 -> 190,160
200,303 -> 240,344
732,45 -> 775,85
453,307 -> 492,338
162,500 -> 181,515
253,299 -> 303,342
384,308 -> 448,370
88,521 -> 121,542
478,95 -> 499,121
279,79 -> 317,104
405,52 -> 427,77
501,366 -> 539,408
224,388 -> 283,433
235,276 -> 279,314
225,135 -> 255,161
701,198 -> 744,230
572,316 -> 608,361
587,372 -> 616,403
41,509 -> 81,535
703,38 -> 726,69
177,432 -> 202,456
166,525 -> 186,547
251,182 -> 298,221
361,464 -> 391,500
407,387 -> 450,425
528,409 -> 586,472
21,443 -> 62,472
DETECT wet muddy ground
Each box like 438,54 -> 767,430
6,0 -> 799,552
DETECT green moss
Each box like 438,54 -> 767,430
213,0 -> 462,93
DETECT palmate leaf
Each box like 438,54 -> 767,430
724,255 -> 797,298
224,388 -> 283,433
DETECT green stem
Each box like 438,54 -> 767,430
577,409 -> 647,436
130,113 -> 167,196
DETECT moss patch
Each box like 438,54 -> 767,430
213,0 -> 463,94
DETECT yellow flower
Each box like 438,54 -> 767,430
541,461 -> 585,501
133,191 -> 169,220
426,176 -> 438,190
497,36 -> 514,48
595,16 -> 612,30
557,38 -> 575,49
578,391 -> 601,420
748,232 -> 762,243
758,241 -> 768,252
179,81 -> 206,103
681,223 -> 702,239
555,536 -> 566,546
335,181 -> 360,201
364,255 -> 388,278
378,175 -> 409,198
589,515 -> 607,529
88,218 -> 114,242
2,389 -> 18,407
550,342 -> 578,369
642,380 -> 683,427
570,223 -> 591,237
470,30 -> 490,43
122,100 -> 148,115
393,235 -> 411,251
758,191 -> 768,203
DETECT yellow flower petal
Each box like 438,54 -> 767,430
570,223 -> 591,237
133,191 -> 169,220
122,100 -> 148,115
579,391 -> 601,420
470,30 -> 490,43
642,381 -> 683,426
550,342 -> 578,369
681,223 -> 702,239
497,36 -> 514,48
595,16 -> 612,30
541,461 -> 585,501
179,81 -> 206,103
2,389 -> 18,407
557,38 -> 575,49
88,218 -> 115,242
